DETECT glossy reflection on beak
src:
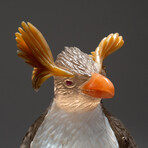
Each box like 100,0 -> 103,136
81,73 -> 115,98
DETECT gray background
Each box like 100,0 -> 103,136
0,0 -> 147,147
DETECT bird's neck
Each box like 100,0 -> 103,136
54,93 -> 101,113
49,101 -> 105,127
31,102 -> 119,148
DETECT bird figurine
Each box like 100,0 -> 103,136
15,22 -> 137,148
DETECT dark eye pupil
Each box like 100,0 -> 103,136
66,80 -> 73,86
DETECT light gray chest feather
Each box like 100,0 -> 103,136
31,105 -> 119,148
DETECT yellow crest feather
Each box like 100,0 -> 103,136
90,33 -> 124,71
15,21 -> 74,91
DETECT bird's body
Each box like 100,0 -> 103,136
16,22 -> 137,148
20,101 -> 137,148
31,103 -> 118,148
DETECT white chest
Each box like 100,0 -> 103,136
31,104 -> 119,148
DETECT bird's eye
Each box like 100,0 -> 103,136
64,79 -> 75,88
66,80 -> 73,86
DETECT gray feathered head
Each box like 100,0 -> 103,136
55,47 -> 99,76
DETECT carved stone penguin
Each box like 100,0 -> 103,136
15,22 -> 137,148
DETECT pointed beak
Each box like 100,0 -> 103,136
81,73 -> 115,98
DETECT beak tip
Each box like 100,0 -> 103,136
107,91 -> 115,98
103,83 -> 115,98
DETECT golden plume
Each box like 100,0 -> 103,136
90,33 -> 124,71
15,21 -> 74,91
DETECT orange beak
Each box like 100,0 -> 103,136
81,73 -> 115,98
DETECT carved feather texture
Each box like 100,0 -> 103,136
15,22 -> 73,91
98,33 -> 124,59
31,104 -> 119,148
55,47 -> 99,76
90,33 -> 124,71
